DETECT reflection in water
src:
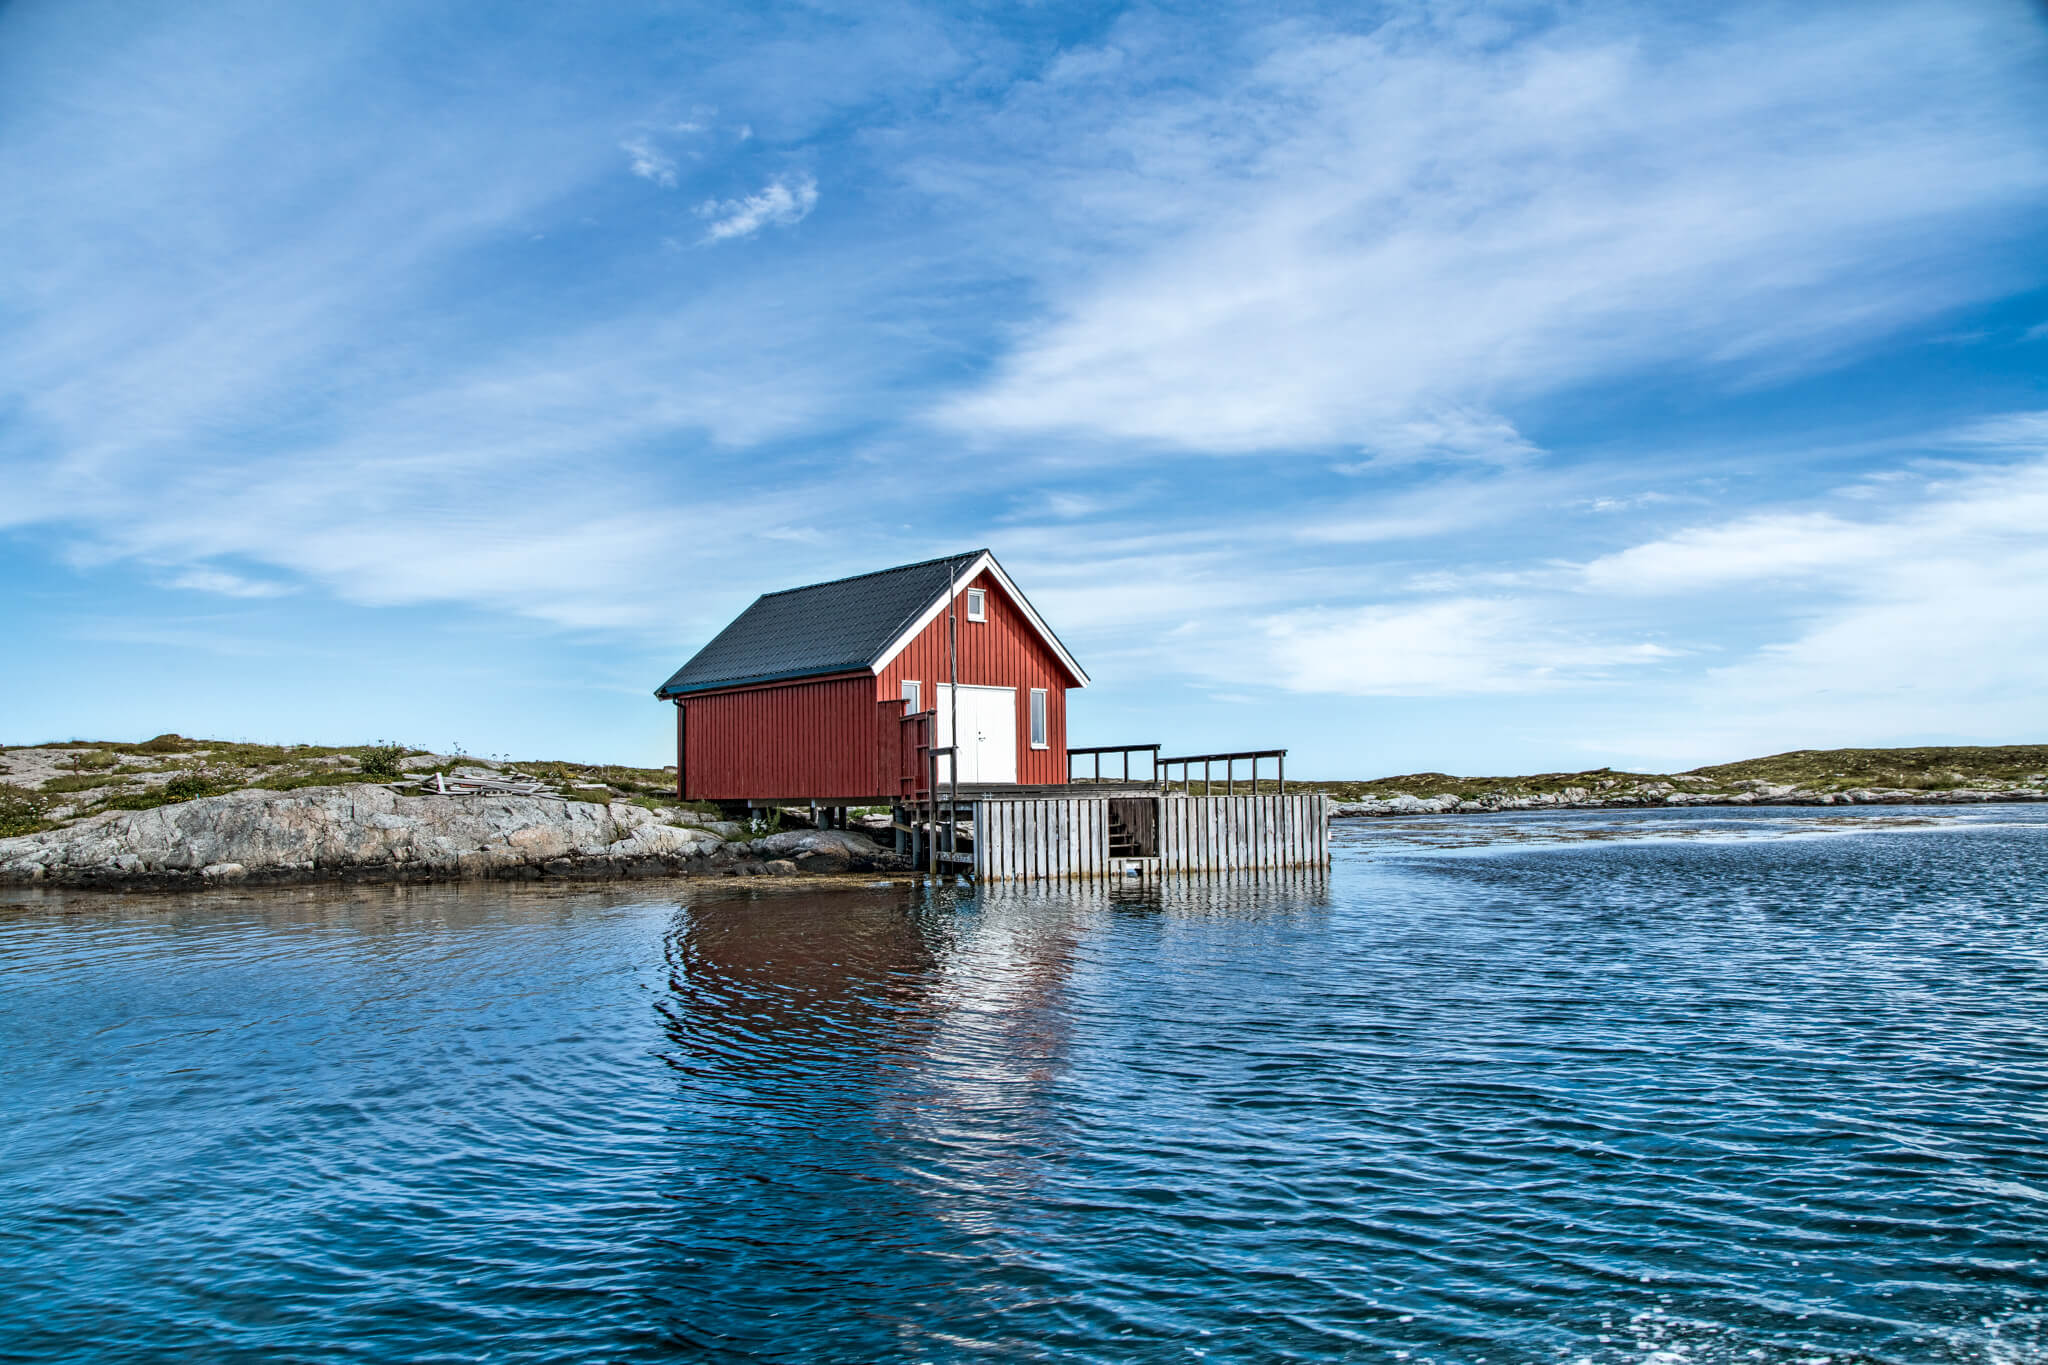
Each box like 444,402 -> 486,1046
4,811 -> 2047,1363
657,889 -> 950,1096
876,894 -> 1082,1240
647,879 -> 1335,1350
645,873 -> 1333,1354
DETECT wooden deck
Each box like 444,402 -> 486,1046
964,792 -> 1328,881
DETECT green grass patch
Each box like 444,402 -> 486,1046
0,784 -> 51,838
513,760 -> 586,784
98,771 -> 234,811
165,772 -> 225,800
513,758 -> 677,797
195,744 -> 298,767
41,774 -> 121,794
251,771 -> 387,792
356,744 -> 407,782
120,734 -> 200,755
1687,745 -> 2048,791
99,791 -> 181,812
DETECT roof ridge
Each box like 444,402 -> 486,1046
654,546 -> 1087,698
757,548 -> 987,599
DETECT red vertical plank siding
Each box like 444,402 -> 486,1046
873,569 -> 1078,787
682,674 -> 885,801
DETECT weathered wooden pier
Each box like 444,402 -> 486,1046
898,747 -> 1327,883
965,790 -> 1328,881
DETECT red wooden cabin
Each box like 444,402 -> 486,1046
656,550 -> 1090,805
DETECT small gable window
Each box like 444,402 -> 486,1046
902,680 -> 921,713
1030,688 -> 1048,749
966,588 -> 986,622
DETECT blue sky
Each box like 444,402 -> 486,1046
4,0 -> 2046,777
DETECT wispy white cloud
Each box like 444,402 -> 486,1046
1335,407 -> 1543,471
1041,493 -> 1103,519
1261,598 -> 1677,696
0,5 -> 933,637
163,568 -> 296,599
1949,410 -> 2048,449
622,135 -> 678,188
1580,437 -> 2048,597
698,173 -> 818,242
1578,493 -> 1679,514
1579,513 -> 1891,595
1291,473 -> 1553,545
1530,425 -> 2048,756
1167,413 -> 2048,735
929,4 -> 2048,456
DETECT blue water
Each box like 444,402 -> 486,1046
4,805 -> 2047,1362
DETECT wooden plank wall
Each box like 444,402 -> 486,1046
973,796 -> 1110,881
973,794 -> 1328,881
1158,794 -> 1327,875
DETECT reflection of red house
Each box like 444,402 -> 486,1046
655,551 -> 1090,804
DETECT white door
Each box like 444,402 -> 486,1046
934,685 -> 1017,785
969,687 -> 1017,784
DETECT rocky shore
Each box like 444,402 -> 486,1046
0,785 -> 905,891
1330,781 -> 2048,817
6,738 -> 2044,888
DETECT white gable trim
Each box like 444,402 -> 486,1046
868,552 -> 1091,687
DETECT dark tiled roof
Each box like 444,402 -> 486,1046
655,550 -> 989,697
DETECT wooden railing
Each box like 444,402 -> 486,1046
898,706 -> 964,873
899,709 -> 933,800
1157,749 -> 1288,795
1069,744 -> 1290,793
1068,743 -> 1160,784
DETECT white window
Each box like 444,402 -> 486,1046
966,588 -> 986,622
902,680 -> 921,713
1029,688 -> 1048,749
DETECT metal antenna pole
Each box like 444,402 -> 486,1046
947,560 -> 960,867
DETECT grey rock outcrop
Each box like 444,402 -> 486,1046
748,828 -> 900,875
0,786 -> 733,890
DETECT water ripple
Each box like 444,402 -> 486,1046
3,807 -> 2047,1361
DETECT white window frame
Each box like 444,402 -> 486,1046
1029,688 -> 1048,749
901,679 -> 921,714
966,588 -> 986,622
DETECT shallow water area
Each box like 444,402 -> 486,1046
4,805 -> 2047,1362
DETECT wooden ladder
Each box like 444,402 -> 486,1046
1107,803 -> 1139,858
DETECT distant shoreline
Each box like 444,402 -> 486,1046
1327,787 -> 2048,817
1310,744 -> 2048,818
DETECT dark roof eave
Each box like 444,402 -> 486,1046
655,663 -> 871,698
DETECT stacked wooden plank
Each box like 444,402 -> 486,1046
396,772 -> 560,798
